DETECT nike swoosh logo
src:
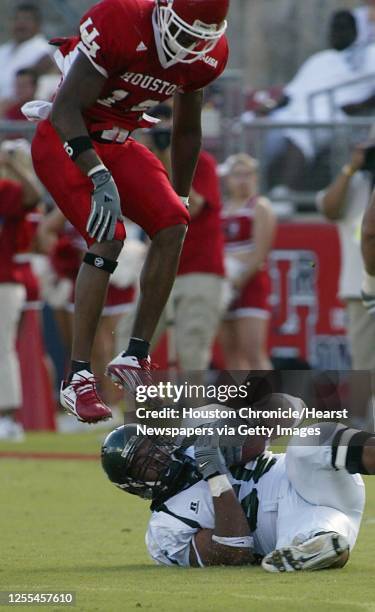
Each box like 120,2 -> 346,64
299,553 -> 321,563
198,461 -> 209,469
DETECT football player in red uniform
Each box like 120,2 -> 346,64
31,0 -> 229,423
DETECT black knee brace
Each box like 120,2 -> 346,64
331,427 -> 374,474
83,252 -> 118,274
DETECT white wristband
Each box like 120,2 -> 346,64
87,164 -> 108,177
180,196 -> 190,208
363,271 -> 375,294
212,534 -> 254,549
208,474 -> 232,497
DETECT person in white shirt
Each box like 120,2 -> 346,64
317,140 -> 375,370
0,3 -> 53,111
353,1 -> 375,46
258,11 -> 375,190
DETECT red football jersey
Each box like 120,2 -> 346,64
52,0 -> 229,133
178,150 -> 225,276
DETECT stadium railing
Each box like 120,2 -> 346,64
1,114 -> 374,214
222,117 -> 375,211
0,120 -> 35,137
307,73 -> 375,123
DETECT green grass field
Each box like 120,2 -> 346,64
0,431 -> 374,612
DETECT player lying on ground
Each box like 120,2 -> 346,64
27,0 -> 229,424
101,413 -> 375,571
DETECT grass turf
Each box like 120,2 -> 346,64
0,432 -> 374,612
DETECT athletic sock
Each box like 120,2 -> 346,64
68,360 -> 92,382
122,337 -> 150,360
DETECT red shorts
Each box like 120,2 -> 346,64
31,120 -> 189,245
226,269 -> 271,320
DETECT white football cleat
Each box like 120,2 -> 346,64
262,532 -> 349,572
105,354 -> 154,395
60,370 -> 112,423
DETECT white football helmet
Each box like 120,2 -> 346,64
153,0 -> 229,68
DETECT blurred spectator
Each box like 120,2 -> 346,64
362,182 -> 375,278
118,104 -> 226,370
317,138 -> 375,369
353,1 -> 375,46
219,154 -> 276,370
0,142 -> 41,440
0,3 -> 53,114
251,11 -> 375,190
4,68 -> 39,121
37,209 -> 144,410
36,209 -> 81,361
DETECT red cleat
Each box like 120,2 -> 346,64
60,370 -> 112,423
105,354 -> 155,396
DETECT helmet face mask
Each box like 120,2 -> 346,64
153,0 -> 228,68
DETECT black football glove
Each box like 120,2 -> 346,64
87,169 -> 123,242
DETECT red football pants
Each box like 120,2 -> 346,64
32,120 -> 190,245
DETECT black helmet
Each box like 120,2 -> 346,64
101,424 -> 179,500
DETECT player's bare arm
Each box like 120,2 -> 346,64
172,89 -> 203,199
232,198 -> 276,290
51,52 -> 123,243
190,436 -> 255,567
320,146 -> 366,221
50,52 -> 106,176
190,498 -> 255,567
